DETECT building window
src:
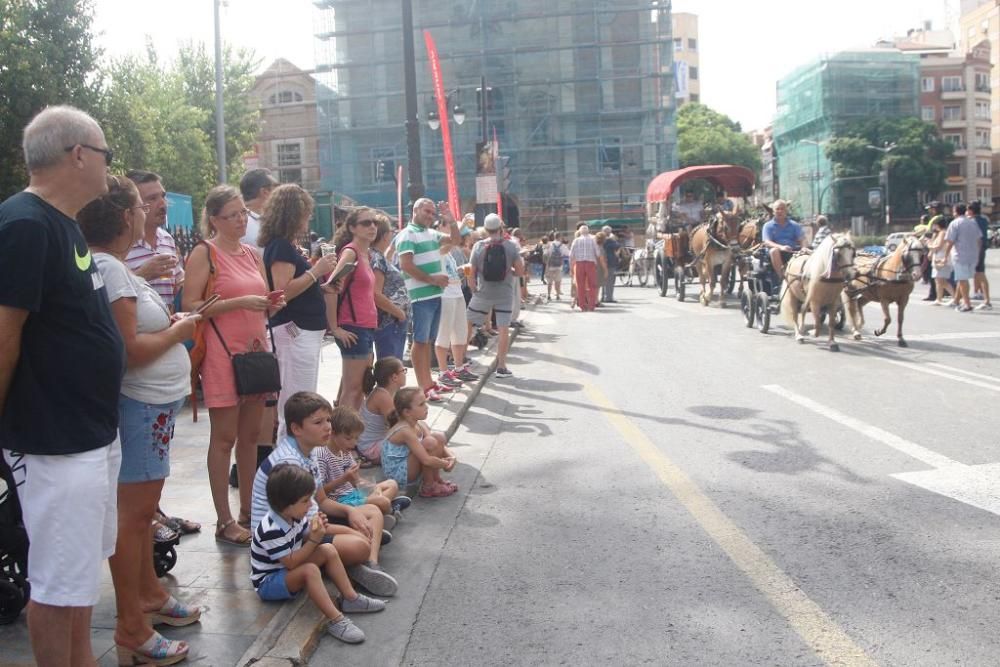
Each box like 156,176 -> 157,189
942,76 -> 963,92
276,142 -> 302,168
943,106 -> 963,120
977,186 -> 992,201
690,93 -> 699,103
921,77 -> 935,92
976,72 -> 991,92
944,190 -> 963,204
947,162 -> 965,177
689,66 -> 699,80
976,101 -> 991,118
673,38 -> 682,51
921,106 -> 935,121
688,38 -> 697,50
268,90 -> 304,106
598,137 -> 622,172
943,133 -> 964,149
977,160 -> 992,177
279,169 -> 302,185
976,129 -> 991,148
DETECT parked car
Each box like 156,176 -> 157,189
884,232 -> 913,252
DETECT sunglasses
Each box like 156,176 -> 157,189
65,143 -> 114,166
353,218 -> 377,227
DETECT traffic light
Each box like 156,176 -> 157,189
376,160 -> 385,183
498,155 -> 511,193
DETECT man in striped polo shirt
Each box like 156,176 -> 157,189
396,199 -> 461,400
124,170 -> 184,311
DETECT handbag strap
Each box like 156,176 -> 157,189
206,242 -> 277,357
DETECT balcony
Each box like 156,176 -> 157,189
941,88 -> 967,100
941,117 -> 967,129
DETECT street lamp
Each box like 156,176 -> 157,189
798,139 -> 825,218
866,141 -> 897,228
213,0 -> 227,183
427,91 -> 466,131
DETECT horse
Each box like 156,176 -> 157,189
841,235 -> 928,347
688,213 -> 738,307
780,233 -> 857,351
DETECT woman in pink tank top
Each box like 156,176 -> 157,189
182,185 -> 283,546
329,207 -> 379,410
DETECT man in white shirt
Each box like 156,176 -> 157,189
672,191 -> 704,225
124,170 -> 184,312
240,168 -> 279,251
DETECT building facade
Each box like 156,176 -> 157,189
671,12 -> 699,106
312,0 -> 678,230
773,50 -> 919,220
960,0 -> 1000,208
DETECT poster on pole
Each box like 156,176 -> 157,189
423,30 -> 460,220
397,164 -> 405,229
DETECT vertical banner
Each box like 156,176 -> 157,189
396,164 -> 405,229
423,30 -> 460,220
493,126 -> 502,220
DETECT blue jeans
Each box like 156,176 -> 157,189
374,319 -> 408,361
410,298 -> 442,344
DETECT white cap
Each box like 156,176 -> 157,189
484,213 -> 503,231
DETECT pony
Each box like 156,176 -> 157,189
841,235 -> 928,347
780,233 -> 857,351
689,212 -> 738,307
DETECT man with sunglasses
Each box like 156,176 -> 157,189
0,106 -> 125,665
123,170 -> 184,312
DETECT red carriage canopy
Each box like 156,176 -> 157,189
645,165 -> 756,204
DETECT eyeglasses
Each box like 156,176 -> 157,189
133,203 -> 151,212
353,218 -> 377,227
216,208 -> 250,222
64,144 -> 114,166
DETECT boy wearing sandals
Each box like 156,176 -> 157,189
250,392 -> 399,596
251,464 -> 385,643
317,406 -> 411,528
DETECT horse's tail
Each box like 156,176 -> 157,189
780,281 -> 799,329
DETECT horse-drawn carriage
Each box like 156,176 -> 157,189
645,165 -> 758,304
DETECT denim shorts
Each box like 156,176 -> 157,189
337,488 -> 367,507
953,262 -> 975,281
335,324 -> 375,360
374,319 -> 408,361
411,297 -> 442,344
257,569 -> 297,601
118,395 -> 184,483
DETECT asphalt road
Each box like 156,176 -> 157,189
312,257 -> 1000,666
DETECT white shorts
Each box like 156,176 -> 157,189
953,262 -> 975,281
435,296 -> 468,348
5,439 -> 121,606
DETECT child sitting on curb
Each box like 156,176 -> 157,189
357,357 -> 407,464
317,406 -> 412,531
382,387 -> 458,498
251,464 -> 385,644
250,392 -> 398,597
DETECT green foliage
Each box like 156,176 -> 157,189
0,0 -> 102,199
825,117 -> 954,216
677,103 -> 762,175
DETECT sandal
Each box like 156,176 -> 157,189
419,482 -> 453,498
152,521 -> 178,544
116,631 -> 188,666
215,519 -> 251,547
148,595 -> 202,627
440,479 -> 459,493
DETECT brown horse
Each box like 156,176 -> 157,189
841,235 -> 928,347
689,213 -> 737,307
780,233 -> 857,351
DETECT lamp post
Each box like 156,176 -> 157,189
426,90 -> 466,130
213,0 -> 227,183
401,0 -> 424,205
866,141 -> 897,228
798,139 -> 824,218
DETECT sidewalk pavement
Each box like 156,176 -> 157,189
0,322 -> 515,667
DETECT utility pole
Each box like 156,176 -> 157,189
213,0 -> 227,183
866,142 -> 897,228
401,0 -> 424,205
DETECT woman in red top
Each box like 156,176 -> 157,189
330,207 -> 379,410
182,185 -> 285,546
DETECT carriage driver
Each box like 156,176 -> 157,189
762,199 -> 804,278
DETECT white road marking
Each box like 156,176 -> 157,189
868,358 -> 1000,393
904,331 -> 1000,341
926,362 -> 1000,383
762,384 -> 958,469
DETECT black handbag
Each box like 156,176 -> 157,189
210,319 -> 281,396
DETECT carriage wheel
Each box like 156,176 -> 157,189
637,260 -> 650,287
674,267 -> 686,302
618,268 -> 630,286
727,264 -> 737,295
755,293 -> 770,334
740,290 -> 755,328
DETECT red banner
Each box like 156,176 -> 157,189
423,30 -> 460,220
493,126 -> 502,220
396,164 -> 404,229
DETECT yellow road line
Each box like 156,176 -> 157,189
583,382 -> 876,667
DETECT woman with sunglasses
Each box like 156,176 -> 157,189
182,185 -> 284,546
258,184 -> 338,437
330,208 -> 380,410
79,175 -> 201,665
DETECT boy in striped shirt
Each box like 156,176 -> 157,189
251,463 -> 385,644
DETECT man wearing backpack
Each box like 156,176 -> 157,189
544,233 -> 568,301
467,214 -> 524,379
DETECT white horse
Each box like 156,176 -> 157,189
780,233 -> 857,351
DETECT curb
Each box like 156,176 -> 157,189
239,324 -> 519,665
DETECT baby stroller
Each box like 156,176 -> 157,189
0,452 -> 30,624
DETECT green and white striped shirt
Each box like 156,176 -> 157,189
395,223 -> 445,303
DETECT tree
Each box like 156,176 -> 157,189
825,117 -> 953,217
677,103 -> 762,175
0,0 -> 102,198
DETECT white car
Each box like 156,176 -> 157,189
884,232 -> 912,252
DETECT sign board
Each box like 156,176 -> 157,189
868,188 -> 882,210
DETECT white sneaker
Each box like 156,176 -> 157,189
975,302 -> 993,310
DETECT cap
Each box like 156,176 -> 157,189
484,213 -> 503,231
239,168 -> 279,200
926,200 -> 942,209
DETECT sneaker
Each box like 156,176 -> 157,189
494,367 -> 513,379
976,302 -> 993,310
958,304 -> 973,312
340,593 -> 386,614
326,617 -> 365,644
391,496 -> 412,513
425,388 -> 444,403
437,370 -> 463,387
430,382 -> 455,393
380,529 -> 392,545
974,293 -> 984,300
456,367 -> 480,382
931,301 -> 943,306
382,513 -> 396,531
347,561 -> 398,597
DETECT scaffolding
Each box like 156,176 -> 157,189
773,50 -> 919,218
311,0 -> 678,230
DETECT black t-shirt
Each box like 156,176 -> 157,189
0,192 -> 125,455
264,238 -> 327,331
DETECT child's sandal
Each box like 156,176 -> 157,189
419,482 -> 452,498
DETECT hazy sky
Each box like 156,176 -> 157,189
93,0 -> 960,131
